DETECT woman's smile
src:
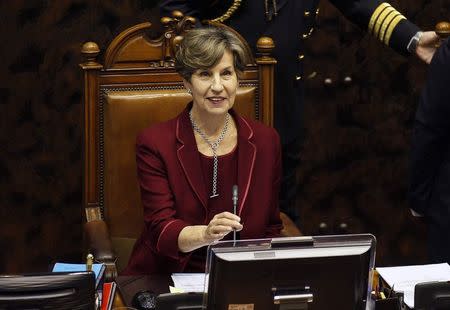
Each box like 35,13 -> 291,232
207,96 -> 227,105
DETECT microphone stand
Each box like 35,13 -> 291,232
232,185 -> 238,246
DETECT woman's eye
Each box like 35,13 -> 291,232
199,71 -> 210,77
222,70 -> 232,76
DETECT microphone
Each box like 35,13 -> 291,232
232,185 -> 238,245
232,185 -> 238,212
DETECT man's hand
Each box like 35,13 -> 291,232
416,31 -> 440,64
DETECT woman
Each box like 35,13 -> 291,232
123,26 -> 282,275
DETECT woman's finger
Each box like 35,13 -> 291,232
214,211 -> 241,222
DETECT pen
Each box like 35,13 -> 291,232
86,253 -> 93,272
388,284 -> 395,298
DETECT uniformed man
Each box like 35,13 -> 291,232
409,38 -> 450,264
160,0 -> 439,227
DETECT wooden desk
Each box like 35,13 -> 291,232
112,292 -> 126,308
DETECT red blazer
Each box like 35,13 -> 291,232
122,105 -> 282,275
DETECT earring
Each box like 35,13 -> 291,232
187,89 -> 192,95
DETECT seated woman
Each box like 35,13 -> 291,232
123,26 -> 282,275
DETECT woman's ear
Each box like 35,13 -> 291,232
183,79 -> 192,93
236,70 -> 242,81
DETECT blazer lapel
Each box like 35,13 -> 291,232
233,111 -> 256,216
176,106 -> 208,211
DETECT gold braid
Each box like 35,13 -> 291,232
209,0 -> 242,23
264,0 -> 278,19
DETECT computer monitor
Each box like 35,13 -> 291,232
204,234 -> 376,310
0,271 -> 96,310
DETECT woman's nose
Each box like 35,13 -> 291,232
210,77 -> 224,92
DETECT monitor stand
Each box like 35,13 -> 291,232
273,286 -> 313,310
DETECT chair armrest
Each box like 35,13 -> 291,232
84,220 -> 118,280
280,212 -> 302,237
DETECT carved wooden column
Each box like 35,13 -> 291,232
256,37 -> 277,127
80,42 -> 103,222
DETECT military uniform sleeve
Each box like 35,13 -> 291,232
329,0 -> 420,55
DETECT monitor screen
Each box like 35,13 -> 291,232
0,271 -> 96,310
204,234 -> 376,310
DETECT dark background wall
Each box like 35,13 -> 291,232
0,0 -> 160,273
300,0 -> 449,266
0,0 -> 448,273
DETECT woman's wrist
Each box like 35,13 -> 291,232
178,225 -> 210,253
201,225 -> 213,244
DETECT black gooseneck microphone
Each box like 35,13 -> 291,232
232,185 -> 238,245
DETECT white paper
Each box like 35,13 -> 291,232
376,263 -> 450,308
169,286 -> 185,293
171,273 -> 207,293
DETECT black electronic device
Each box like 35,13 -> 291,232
414,281 -> 450,310
0,271 -> 95,310
156,292 -> 204,310
204,234 -> 376,310
132,290 -> 157,310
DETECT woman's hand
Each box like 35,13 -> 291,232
177,211 -> 243,253
203,211 -> 243,243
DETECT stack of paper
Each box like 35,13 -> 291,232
376,263 -> 450,308
171,273 -> 207,293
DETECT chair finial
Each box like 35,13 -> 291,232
435,21 -> 450,42
81,42 -> 100,65
257,37 -> 275,59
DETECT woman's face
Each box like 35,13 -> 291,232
185,50 -> 238,117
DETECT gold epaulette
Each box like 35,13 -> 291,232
209,0 -> 242,23
368,2 -> 406,46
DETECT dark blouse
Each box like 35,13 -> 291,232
185,147 -> 238,272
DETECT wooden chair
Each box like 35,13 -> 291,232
81,11 -> 301,280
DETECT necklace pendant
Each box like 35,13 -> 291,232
189,111 -> 229,202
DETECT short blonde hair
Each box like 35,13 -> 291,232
175,26 -> 249,81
